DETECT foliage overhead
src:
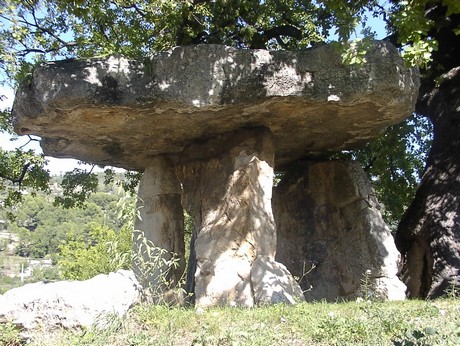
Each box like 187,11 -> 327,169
0,0 -> 459,223
1,0 -> 456,73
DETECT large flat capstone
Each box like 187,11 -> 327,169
12,41 -> 418,170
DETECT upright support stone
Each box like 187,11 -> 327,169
133,156 -> 185,301
178,128 -> 304,307
274,160 -> 406,301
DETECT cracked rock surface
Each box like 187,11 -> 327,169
12,41 -> 418,170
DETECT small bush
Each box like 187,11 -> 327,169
0,322 -> 22,346
58,225 -> 131,281
132,229 -> 185,305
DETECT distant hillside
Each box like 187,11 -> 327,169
0,172 -> 136,293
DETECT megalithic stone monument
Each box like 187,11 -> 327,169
12,41 -> 419,306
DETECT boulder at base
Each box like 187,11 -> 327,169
0,270 -> 141,333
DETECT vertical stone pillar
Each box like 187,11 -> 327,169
274,160 -> 406,301
133,155 -> 185,301
178,127 -> 304,307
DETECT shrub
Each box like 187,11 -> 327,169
0,322 -> 22,346
58,225 -> 131,280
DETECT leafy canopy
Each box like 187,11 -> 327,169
0,0 -> 459,223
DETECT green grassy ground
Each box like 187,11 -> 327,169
3,298 -> 459,346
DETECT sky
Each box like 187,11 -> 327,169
0,9 -> 388,176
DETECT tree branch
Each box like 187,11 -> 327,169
16,10 -> 77,50
0,162 -> 31,187
19,135 -> 40,149
250,25 -> 303,48
119,3 -> 147,18
29,8 -> 70,47
263,25 -> 302,41
374,3 -> 391,26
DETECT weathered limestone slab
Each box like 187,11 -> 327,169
0,270 -> 141,334
178,127 -> 304,307
133,156 -> 185,299
274,160 -> 406,301
12,41 -> 418,170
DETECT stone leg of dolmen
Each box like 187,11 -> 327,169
133,155 -> 185,303
178,127 -> 304,307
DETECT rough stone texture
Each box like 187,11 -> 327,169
178,127 -> 303,307
0,270 -> 141,333
274,160 -> 406,301
133,156 -> 185,297
12,41 -> 418,170
10,42 -> 418,308
250,256 -> 305,304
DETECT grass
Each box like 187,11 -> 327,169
4,298 -> 458,346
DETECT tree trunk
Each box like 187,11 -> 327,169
396,67 -> 460,298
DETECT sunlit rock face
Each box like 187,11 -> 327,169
12,41 -> 418,170
274,160 -> 407,301
11,42 -> 418,307
0,270 -> 141,334
178,128 -> 304,306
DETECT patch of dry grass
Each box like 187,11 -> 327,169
13,298 -> 459,346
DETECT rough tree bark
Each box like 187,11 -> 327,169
396,67 -> 460,298
395,6 -> 460,298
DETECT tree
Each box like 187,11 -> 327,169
58,225 -> 132,280
0,0 -> 459,297
392,1 -> 460,298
